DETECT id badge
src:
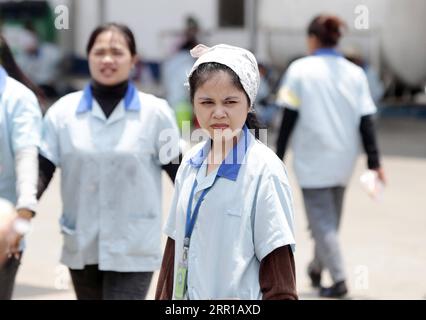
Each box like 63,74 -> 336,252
174,261 -> 188,300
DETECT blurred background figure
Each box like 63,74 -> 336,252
275,14 -> 386,298
162,16 -> 199,129
37,23 -> 181,300
12,22 -> 65,99
0,0 -> 66,100
254,63 -> 280,128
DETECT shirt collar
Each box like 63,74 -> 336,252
313,48 -> 343,57
0,66 -> 8,93
188,125 -> 252,181
76,82 -> 141,114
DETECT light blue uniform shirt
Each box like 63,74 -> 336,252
165,127 -> 296,299
0,66 -> 42,205
40,84 -> 180,271
276,49 -> 377,187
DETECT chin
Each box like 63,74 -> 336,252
95,75 -> 123,85
103,79 -> 119,86
210,132 -> 237,143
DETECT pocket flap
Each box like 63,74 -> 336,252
225,208 -> 242,217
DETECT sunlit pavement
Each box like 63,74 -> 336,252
13,117 -> 426,300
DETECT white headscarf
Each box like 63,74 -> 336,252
188,44 -> 260,109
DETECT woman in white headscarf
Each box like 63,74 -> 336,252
156,44 -> 297,300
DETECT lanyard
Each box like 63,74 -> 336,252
175,175 -> 218,300
184,176 -> 218,250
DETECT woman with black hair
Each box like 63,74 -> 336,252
37,23 -> 181,300
275,14 -> 386,298
156,44 -> 297,300
0,35 -> 42,299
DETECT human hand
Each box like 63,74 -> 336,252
373,167 -> 387,185
0,199 -> 17,265
7,208 -> 32,259
360,168 -> 386,201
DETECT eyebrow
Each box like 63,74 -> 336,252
93,46 -> 124,51
196,96 -> 241,100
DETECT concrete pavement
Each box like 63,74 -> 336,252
12,117 -> 426,300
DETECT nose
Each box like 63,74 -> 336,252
101,54 -> 114,64
212,105 -> 226,119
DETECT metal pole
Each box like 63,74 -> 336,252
248,0 -> 259,54
99,0 -> 106,25
68,0 -> 76,53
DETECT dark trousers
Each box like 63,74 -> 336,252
69,265 -> 153,300
0,254 -> 21,300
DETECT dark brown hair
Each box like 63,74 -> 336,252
86,23 -> 137,56
307,15 -> 347,47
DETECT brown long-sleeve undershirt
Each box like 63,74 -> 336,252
155,237 -> 298,300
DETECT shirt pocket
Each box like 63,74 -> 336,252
128,210 -> 156,220
225,208 -> 243,217
59,215 -> 80,253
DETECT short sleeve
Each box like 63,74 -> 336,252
358,70 -> 377,116
276,63 -> 302,110
40,108 -> 61,167
163,171 -> 181,240
156,101 -> 181,165
10,91 -> 42,152
254,174 -> 296,261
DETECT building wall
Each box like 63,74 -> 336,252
47,0 -> 425,85
64,0 -> 388,59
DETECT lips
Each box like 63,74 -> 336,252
100,68 -> 116,76
210,124 -> 229,129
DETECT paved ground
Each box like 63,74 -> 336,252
12,117 -> 426,300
